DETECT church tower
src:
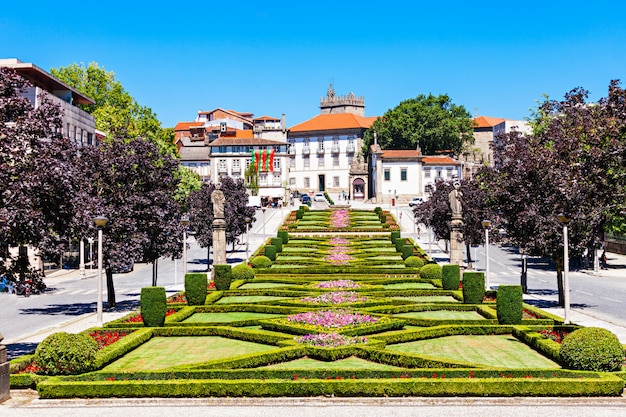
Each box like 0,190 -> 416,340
319,83 -> 365,116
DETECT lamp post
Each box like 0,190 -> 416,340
481,220 -> 491,291
181,215 -> 189,277
261,207 -> 266,236
245,216 -> 251,263
93,215 -> 108,327
558,214 -> 571,324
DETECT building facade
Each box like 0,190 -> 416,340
287,85 -> 376,199
0,58 -> 96,146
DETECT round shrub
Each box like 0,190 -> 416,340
496,285 -> 523,324
185,273 -> 207,306
559,327 -> 625,371
232,263 -> 255,281
213,264 -> 232,291
405,256 -> 425,268
419,263 -> 442,280
250,255 -> 272,268
140,286 -> 167,326
462,271 -> 485,304
441,264 -> 461,290
264,245 -> 277,261
34,332 -> 98,375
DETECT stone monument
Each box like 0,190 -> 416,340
0,332 -> 9,403
211,183 -> 227,266
448,182 -> 464,266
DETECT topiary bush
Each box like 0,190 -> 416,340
401,245 -> 414,260
559,327 -> 625,371
462,271 -> 485,304
34,332 -> 98,375
296,209 -> 304,220
277,230 -> 289,244
405,255 -> 425,268
496,285 -> 523,324
264,245 -> 277,261
185,273 -> 207,305
250,255 -> 272,268
419,263 -> 442,280
270,237 -> 283,253
140,286 -> 167,326
390,231 -> 400,244
232,263 -> 255,281
213,264 -> 232,291
441,264 -> 460,290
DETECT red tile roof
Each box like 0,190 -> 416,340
422,156 -> 460,165
208,137 -> 287,147
381,150 -> 420,159
174,121 -> 203,131
474,116 -> 506,128
290,113 -> 377,132
254,115 -> 281,121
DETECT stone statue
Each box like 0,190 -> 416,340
211,183 -> 225,219
448,182 -> 462,217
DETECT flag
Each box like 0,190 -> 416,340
269,149 -> 275,172
254,149 -> 260,171
261,149 -> 268,171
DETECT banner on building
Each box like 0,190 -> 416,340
251,149 -> 275,172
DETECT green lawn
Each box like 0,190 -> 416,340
238,282 -> 296,289
215,296 -> 293,304
383,283 -> 436,289
386,335 -> 560,369
390,296 -> 459,302
183,312 -> 284,323
103,336 -> 277,372
260,356 -> 405,371
393,310 -> 486,320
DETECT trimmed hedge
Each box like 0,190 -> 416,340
231,263 -> 255,281
185,273 -> 208,306
277,230 -> 289,244
442,264 -> 460,290
34,332 -> 98,375
213,264 -> 232,291
496,285 -> 523,324
140,286 -> 167,327
270,238 -> 283,253
462,271 -> 485,304
404,256 -> 425,268
250,255 -> 272,268
559,327 -> 625,371
400,245 -> 414,260
264,245 -> 277,261
419,263 -> 442,280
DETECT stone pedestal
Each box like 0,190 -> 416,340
449,216 -> 464,266
212,218 -> 227,265
0,332 -> 9,403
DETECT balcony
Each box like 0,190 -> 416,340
317,147 -> 325,155
302,146 -> 310,155
331,144 -> 340,154
288,146 -> 296,154
346,143 -> 355,153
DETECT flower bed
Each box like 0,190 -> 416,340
287,309 -> 378,328
295,332 -> 368,347
300,291 -> 368,305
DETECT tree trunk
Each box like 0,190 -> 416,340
465,242 -> 473,270
106,268 -> 116,308
152,259 -> 158,286
556,257 -> 565,307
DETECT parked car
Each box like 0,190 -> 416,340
408,197 -> 424,207
314,193 -> 326,202
301,195 -> 311,204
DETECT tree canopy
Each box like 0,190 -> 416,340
363,94 -> 474,155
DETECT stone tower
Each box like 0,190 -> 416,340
319,83 -> 365,116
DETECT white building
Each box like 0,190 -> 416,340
0,58 -> 96,146
287,85 -> 376,199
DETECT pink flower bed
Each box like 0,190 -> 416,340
287,309 -> 378,328
315,280 -> 361,289
301,291 -> 368,304
295,332 -> 368,347
329,210 -> 350,229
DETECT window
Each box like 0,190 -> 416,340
289,157 -> 295,168
273,173 -> 281,185
437,169 -> 443,178
218,159 -> 227,172
289,177 -> 296,186
333,155 -> 339,167
232,159 -> 241,173
245,158 -> 252,168
401,168 -> 407,181
318,155 -> 325,168
425,168 -> 431,178
273,158 -> 280,170
304,177 -> 310,188
259,173 -> 267,185
317,138 -> 324,150
333,176 -> 340,187
384,169 -> 391,181
303,157 -> 310,168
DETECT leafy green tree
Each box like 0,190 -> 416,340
244,161 -> 259,196
363,94 -> 474,155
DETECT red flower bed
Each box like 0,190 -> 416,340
124,309 -> 177,324
88,329 -> 134,349
539,327 -> 569,343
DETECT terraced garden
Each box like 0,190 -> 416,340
9,208 -> 626,398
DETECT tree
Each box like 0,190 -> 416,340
75,137 -> 184,305
480,81 -> 626,306
187,177 -> 256,269
413,178 -> 492,269
244,162 -> 259,196
363,94 -> 474,155
0,67 -> 81,284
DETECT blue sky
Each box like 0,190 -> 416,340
2,1 -> 625,128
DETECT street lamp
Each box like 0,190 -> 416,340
481,219 -> 492,291
245,216 -> 251,263
87,237 -> 94,275
181,215 -> 189,277
93,215 -> 108,327
558,214 -> 571,324
261,207 -> 266,236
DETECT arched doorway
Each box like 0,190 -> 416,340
352,178 -> 365,200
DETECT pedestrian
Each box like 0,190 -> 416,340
601,250 -> 608,269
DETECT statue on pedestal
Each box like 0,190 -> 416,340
211,183 -> 225,219
448,182 -> 463,218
